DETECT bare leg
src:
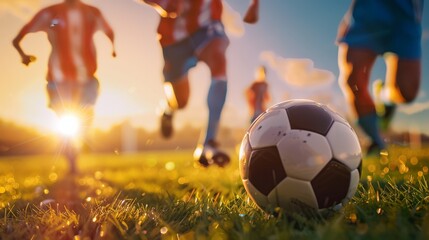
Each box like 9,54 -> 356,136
338,44 -> 385,152
384,54 -> 421,104
160,72 -> 190,139
338,44 -> 378,117
193,38 -> 230,167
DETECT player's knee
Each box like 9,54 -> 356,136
176,97 -> 188,109
400,89 -> 418,103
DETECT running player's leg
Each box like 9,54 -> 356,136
392,58 -> 421,104
373,8 -> 422,131
196,37 -> 230,167
338,44 -> 386,154
46,82 -> 79,173
199,38 -> 228,145
375,55 -> 421,130
78,79 -> 99,152
159,40 -> 196,138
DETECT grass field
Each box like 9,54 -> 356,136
1,145 -> 429,240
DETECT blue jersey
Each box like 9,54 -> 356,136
340,0 -> 424,59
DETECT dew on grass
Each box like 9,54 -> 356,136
410,157 -> 419,166
382,167 -> 389,174
160,227 -> 168,234
399,164 -> 409,174
165,161 -> 175,171
94,171 -> 103,180
367,175 -> 373,182
367,164 -> 376,173
178,177 -> 189,185
380,156 -> 389,165
348,213 -> 357,223
49,172 -> 58,182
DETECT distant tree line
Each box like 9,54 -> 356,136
1,118 -> 428,156
0,119 -> 246,156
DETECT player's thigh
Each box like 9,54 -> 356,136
340,46 -> 377,88
46,82 -> 77,111
80,79 -> 99,106
394,59 -> 421,102
198,38 -> 229,77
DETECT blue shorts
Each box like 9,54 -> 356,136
162,21 -> 229,82
46,79 -> 99,109
340,0 -> 423,59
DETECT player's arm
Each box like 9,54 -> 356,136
140,0 -> 178,18
95,9 -> 117,57
12,10 -> 49,66
243,0 -> 259,24
12,30 -> 35,66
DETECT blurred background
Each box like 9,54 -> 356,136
0,0 -> 428,154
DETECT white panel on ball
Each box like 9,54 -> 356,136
343,169 -> 360,203
326,121 -> 362,170
242,179 -> 270,209
267,177 -> 319,210
277,130 -> 332,181
248,109 -> 291,148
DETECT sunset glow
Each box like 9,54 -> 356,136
0,0 -> 428,135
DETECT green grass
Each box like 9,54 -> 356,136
1,145 -> 429,239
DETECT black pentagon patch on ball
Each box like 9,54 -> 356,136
248,146 -> 287,196
311,159 -> 351,209
286,104 -> 334,136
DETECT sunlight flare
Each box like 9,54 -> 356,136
56,113 -> 81,137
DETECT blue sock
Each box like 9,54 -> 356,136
358,113 -> 386,149
204,78 -> 227,145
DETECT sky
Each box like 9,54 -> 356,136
0,0 -> 428,136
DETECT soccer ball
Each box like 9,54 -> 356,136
239,99 -> 362,213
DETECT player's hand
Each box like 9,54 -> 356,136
22,55 -> 36,66
243,0 -> 259,24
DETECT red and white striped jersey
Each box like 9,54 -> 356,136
146,0 -> 223,47
21,3 -> 112,83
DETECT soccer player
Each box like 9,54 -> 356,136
140,0 -> 259,167
337,0 -> 423,155
246,65 -> 271,123
13,0 -> 116,173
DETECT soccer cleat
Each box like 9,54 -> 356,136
194,140 -> 230,167
160,112 -> 174,138
365,141 -> 388,157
